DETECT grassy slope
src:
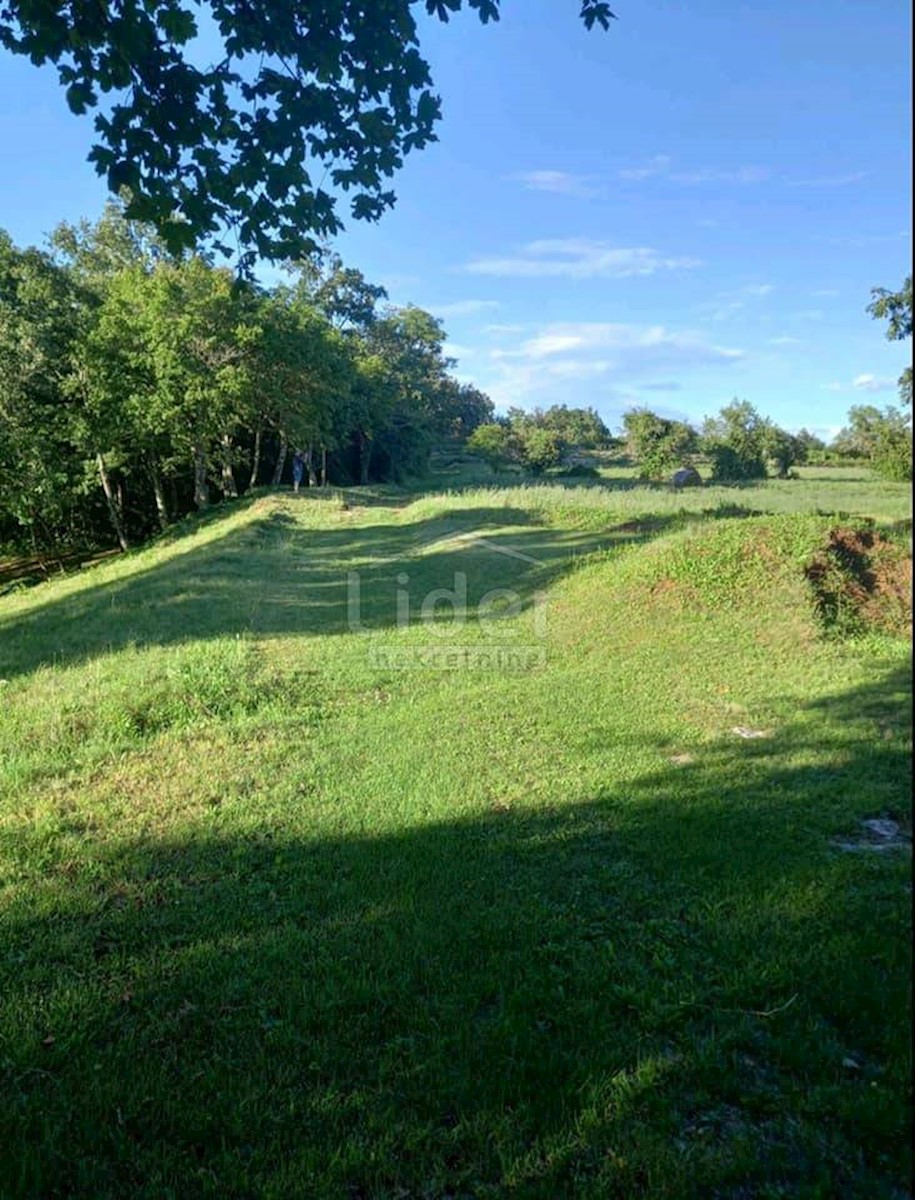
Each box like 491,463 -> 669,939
0,472 -> 911,1199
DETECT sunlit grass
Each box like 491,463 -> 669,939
0,475 -> 910,1198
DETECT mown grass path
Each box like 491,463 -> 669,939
0,480 -> 911,1198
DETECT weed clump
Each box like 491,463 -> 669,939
806,526 -> 912,638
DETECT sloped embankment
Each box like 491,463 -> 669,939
604,514 -> 911,640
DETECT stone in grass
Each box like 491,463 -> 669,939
833,817 -> 911,854
731,726 -> 770,739
861,818 -> 900,840
668,752 -> 695,766
671,466 -> 702,489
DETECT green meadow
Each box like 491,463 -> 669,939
0,466 -> 911,1198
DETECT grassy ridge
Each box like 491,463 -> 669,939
0,473 -> 911,1198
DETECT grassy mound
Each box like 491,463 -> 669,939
0,483 -> 911,1199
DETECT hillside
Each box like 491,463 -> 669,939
0,478 -> 911,1198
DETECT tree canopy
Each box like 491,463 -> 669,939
0,204 -> 494,556
0,1 -> 615,268
867,276 -> 912,406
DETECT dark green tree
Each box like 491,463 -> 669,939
621,407 -> 698,480
701,400 -> 768,482
867,276 -> 912,406
0,2 -> 615,267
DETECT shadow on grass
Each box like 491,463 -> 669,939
0,667 -> 910,1198
0,500 -> 752,681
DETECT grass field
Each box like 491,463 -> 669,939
0,467 -> 911,1198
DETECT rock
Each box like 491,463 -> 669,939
671,466 -> 702,488
731,726 -> 770,739
861,818 -> 900,840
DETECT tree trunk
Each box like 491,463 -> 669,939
96,452 -> 129,551
305,445 -> 318,488
193,444 -> 210,509
272,431 -> 288,485
149,459 -> 170,531
320,444 -> 327,488
220,433 -> 238,498
357,431 -> 371,486
250,425 -> 263,489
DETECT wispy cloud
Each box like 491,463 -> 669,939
810,288 -> 840,298
430,299 -> 500,318
482,323 -> 525,336
853,373 -> 897,393
618,157 -> 768,185
637,380 -> 683,393
769,336 -> 804,346
787,171 -> 868,187
618,155 -> 671,181
820,374 -> 897,394
482,321 -> 743,409
743,283 -> 775,296
443,342 -> 474,360
671,166 -> 769,185
465,239 -> 701,279
480,321 -> 523,336
819,230 -> 911,248
511,170 -> 598,198
499,323 -> 744,363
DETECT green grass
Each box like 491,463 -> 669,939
0,473 -> 911,1198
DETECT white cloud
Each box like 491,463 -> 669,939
787,171 -> 868,187
852,373 -> 897,393
465,239 -> 702,279
482,323 -> 525,336
705,301 -> 746,323
743,283 -> 775,296
618,155 -> 671,181
671,166 -> 769,185
482,322 -> 743,409
637,380 -> 683,393
512,170 -> 598,198
430,299 -> 500,318
618,157 -> 768,186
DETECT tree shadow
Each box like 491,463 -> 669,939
0,666 -> 910,1197
0,500 -> 727,681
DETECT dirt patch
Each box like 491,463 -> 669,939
805,526 -> 912,638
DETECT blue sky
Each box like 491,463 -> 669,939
1,0 -> 911,438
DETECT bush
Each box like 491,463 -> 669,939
705,443 -> 767,482
871,429 -> 913,481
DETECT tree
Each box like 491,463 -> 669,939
796,428 -> 826,455
0,231 -> 90,554
622,408 -> 697,480
467,422 -> 516,472
0,2 -> 615,268
516,425 -> 565,474
832,404 -> 912,482
867,276 -> 912,405
528,404 -> 610,449
760,422 -> 804,479
701,399 -> 768,482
